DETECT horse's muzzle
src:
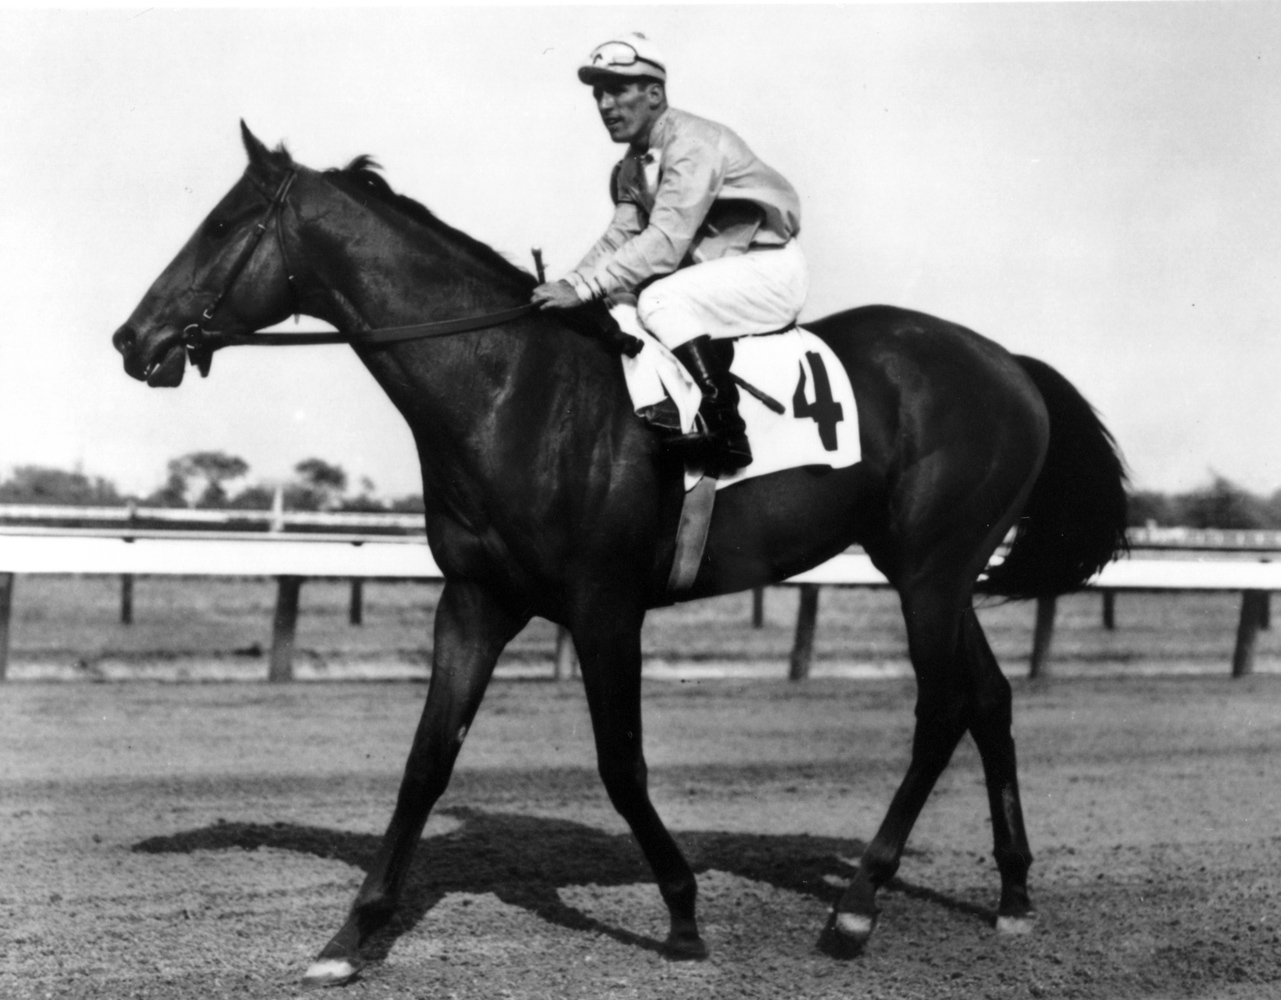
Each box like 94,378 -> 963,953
112,323 -> 187,387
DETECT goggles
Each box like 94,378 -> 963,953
579,37 -> 666,83
589,41 -> 643,70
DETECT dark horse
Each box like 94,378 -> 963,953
113,124 -> 1127,985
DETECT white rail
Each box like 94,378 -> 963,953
0,530 -> 440,578
5,506 -> 1281,550
0,504 -> 426,532
0,528 -> 1273,681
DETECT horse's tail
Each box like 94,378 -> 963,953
981,355 -> 1129,600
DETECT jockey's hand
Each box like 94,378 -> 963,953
532,280 -> 582,311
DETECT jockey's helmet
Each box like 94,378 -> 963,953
578,32 -> 666,86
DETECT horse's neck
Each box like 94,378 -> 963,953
300,187 -> 527,333
294,179 -> 614,518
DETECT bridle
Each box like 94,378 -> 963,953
181,166 -> 537,376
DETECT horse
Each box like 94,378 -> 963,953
112,123 -> 1128,986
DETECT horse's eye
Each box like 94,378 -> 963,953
206,218 -> 230,239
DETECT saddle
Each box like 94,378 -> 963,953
610,317 -> 863,592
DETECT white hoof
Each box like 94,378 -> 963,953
996,913 -> 1037,936
302,958 -> 360,987
834,912 -> 875,939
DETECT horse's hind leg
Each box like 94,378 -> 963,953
304,581 -> 528,986
960,607 -> 1035,933
572,604 -> 706,959
822,580 -> 973,957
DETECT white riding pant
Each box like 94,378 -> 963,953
635,240 -> 808,349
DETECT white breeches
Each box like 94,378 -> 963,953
635,240 -> 809,349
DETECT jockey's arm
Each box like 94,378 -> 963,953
576,200 -> 646,276
570,141 -> 722,301
532,201 -> 644,310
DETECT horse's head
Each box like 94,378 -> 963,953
112,122 -> 301,386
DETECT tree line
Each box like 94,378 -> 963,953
0,452 -> 425,513
3,460 -> 1281,529
1128,477 -> 1281,530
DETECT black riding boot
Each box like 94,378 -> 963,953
670,336 -> 752,477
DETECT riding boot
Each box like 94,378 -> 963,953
669,336 -> 752,477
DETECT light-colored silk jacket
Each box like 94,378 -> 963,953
570,107 -> 801,300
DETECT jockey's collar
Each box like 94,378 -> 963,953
628,107 -> 672,157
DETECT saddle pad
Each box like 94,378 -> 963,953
614,306 -> 860,491
716,327 -> 860,489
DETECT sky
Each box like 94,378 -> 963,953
1,3 -> 1278,500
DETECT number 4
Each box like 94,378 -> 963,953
792,352 -> 843,451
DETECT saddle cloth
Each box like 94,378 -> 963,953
615,308 -> 861,490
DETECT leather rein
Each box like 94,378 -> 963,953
181,167 -> 538,372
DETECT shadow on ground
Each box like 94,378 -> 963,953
133,808 -> 989,963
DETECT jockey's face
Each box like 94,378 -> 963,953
592,79 -> 667,147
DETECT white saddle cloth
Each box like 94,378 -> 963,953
614,307 -> 861,490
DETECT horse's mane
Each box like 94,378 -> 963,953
313,153 -> 632,354
323,156 -> 536,297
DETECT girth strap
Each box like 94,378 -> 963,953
667,474 -> 717,593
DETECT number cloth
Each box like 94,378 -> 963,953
614,306 -> 860,491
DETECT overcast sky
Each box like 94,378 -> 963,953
1,3 -> 1278,500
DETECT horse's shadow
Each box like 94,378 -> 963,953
133,808 -> 993,961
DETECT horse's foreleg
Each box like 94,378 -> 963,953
823,584 -> 970,958
573,613 -> 707,959
960,607 -> 1035,934
304,581 -> 528,986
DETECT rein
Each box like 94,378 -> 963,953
184,304 -> 539,351
182,167 -> 539,370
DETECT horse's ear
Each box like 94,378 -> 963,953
241,120 -> 271,166
240,120 -> 291,174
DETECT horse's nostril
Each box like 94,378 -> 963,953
112,324 -> 137,356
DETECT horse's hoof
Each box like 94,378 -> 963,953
302,957 -> 361,987
664,931 -> 709,961
818,909 -> 874,959
996,912 -> 1037,936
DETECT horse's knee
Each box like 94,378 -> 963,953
965,669 -> 1014,751
597,754 -> 649,813
913,688 -> 970,753
973,674 -> 1013,731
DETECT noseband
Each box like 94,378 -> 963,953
181,167 -> 537,376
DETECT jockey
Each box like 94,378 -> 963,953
532,31 -> 808,476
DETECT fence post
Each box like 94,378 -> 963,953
1102,590 -> 1115,630
751,587 -> 765,628
1232,590 -> 1269,678
269,576 -> 304,682
120,574 -> 134,625
349,578 -> 364,626
0,573 -> 12,681
789,584 -> 820,681
1028,595 -> 1057,680
554,625 -> 578,680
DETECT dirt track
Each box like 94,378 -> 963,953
3,675 -> 1280,999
